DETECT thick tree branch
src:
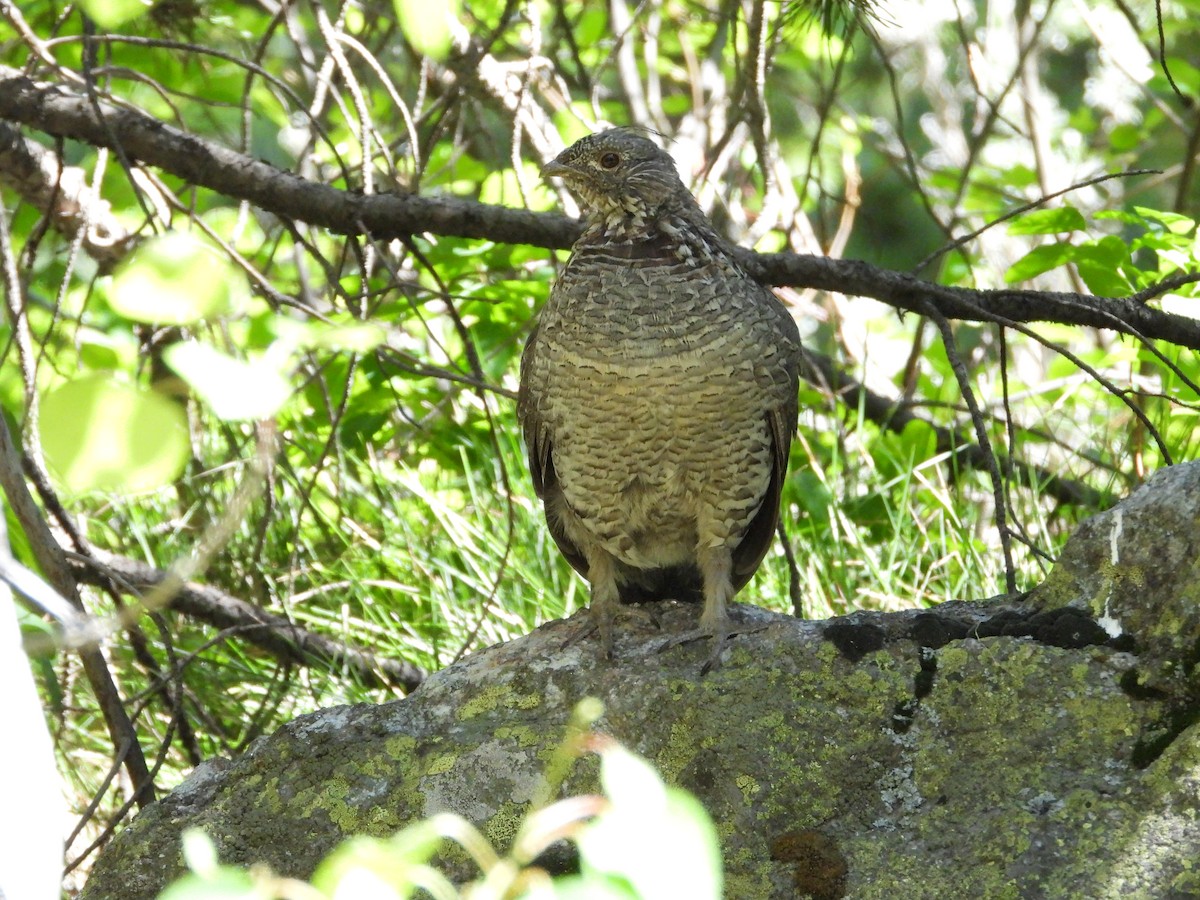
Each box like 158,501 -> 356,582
0,68 -> 569,248
72,551 -> 426,693
742,251 -> 1200,351
3,68 -> 1200,352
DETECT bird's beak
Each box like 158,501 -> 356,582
541,158 -> 573,179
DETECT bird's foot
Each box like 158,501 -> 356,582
561,603 -> 659,659
655,618 -> 770,675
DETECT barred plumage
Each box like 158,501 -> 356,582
518,129 -> 802,664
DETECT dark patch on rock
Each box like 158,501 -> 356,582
1131,704 -> 1200,769
1119,669 -> 1170,701
1028,608 -> 1110,649
770,828 -> 848,900
891,698 -> 920,734
914,646 -> 938,699
973,606 -> 1110,649
529,840 -> 580,878
1184,635 -> 1200,677
823,621 -> 884,662
972,610 -> 1027,638
678,748 -> 720,795
908,613 -> 970,648
1108,632 -> 1137,654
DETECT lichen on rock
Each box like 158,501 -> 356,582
79,463 -> 1200,900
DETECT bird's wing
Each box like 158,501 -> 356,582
731,405 -> 793,589
731,292 -> 802,589
517,325 -> 591,578
517,325 -> 551,496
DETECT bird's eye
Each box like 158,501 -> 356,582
599,151 -> 620,169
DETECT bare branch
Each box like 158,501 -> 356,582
0,120 -> 134,268
4,67 -> 1200,355
71,551 -> 426,693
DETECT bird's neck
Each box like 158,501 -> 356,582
580,200 -> 722,252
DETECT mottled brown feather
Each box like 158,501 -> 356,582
518,129 -> 802,651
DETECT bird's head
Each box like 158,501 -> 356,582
542,129 -> 690,233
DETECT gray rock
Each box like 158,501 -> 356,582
80,463 -> 1200,899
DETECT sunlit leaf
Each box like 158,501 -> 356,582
109,232 -> 246,326
1133,207 -> 1196,235
548,875 -> 640,899
579,747 -> 722,900
39,377 -> 189,495
1004,243 -> 1075,283
164,342 -> 291,421
313,825 -> 445,896
1073,237 -> 1132,296
156,871 -> 265,900
1006,206 -> 1086,235
310,322 -> 387,352
1108,123 -> 1142,152
78,0 -> 151,29
181,830 -> 220,877
394,0 -> 461,60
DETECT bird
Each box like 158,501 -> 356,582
517,128 -> 802,668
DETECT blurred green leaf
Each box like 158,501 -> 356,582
78,0 -> 150,29
39,377 -> 189,494
155,870 -> 265,900
1108,123 -> 1142,152
312,822 -> 446,896
308,321 -> 387,353
394,0 -> 460,60
547,876 -> 640,899
1073,237 -> 1133,296
164,342 -> 291,421
580,746 -> 722,900
1133,206 -> 1196,235
1006,205 -> 1086,235
1004,243 -> 1076,283
109,232 -> 247,326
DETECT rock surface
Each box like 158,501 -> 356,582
80,464 -> 1200,900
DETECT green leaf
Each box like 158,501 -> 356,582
109,232 -> 246,326
579,747 -> 722,900
308,321 -> 387,353
1006,205 -> 1086,235
394,0 -> 461,60
548,875 -> 640,899
1004,242 -> 1076,283
1133,206 -> 1196,235
1075,261 -> 1131,298
77,335 -> 123,371
1072,237 -> 1132,297
1108,123 -> 1142,152
39,377 -> 189,495
181,830 -> 220,878
312,825 -> 445,895
164,342 -> 291,421
155,870 -> 265,900
78,0 -> 151,29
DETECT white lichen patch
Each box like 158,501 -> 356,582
1097,509 -> 1125,638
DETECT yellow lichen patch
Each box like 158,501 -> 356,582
457,683 -> 542,721
484,801 -> 527,851
736,774 -> 760,805
425,752 -> 459,776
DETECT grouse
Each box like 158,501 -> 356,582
518,129 -> 802,665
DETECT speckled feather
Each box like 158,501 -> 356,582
518,129 -> 801,653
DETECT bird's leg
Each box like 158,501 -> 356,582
697,546 -> 734,674
586,552 -> 622,659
